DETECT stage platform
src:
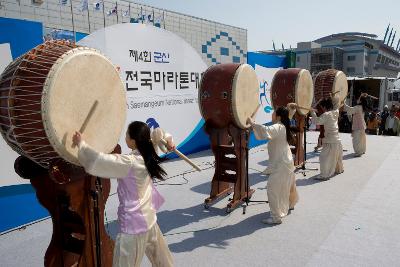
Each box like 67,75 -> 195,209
1,132 -> 399,267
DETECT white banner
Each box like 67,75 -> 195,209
78,23 -> 207,153
254,64 -> 281,124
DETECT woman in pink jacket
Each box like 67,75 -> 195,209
72,121 -> 174,267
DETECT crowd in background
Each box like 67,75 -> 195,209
338,104 -> 400,136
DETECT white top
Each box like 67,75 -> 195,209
344,104 -> 366,131
252,122 -> 295,174
77,129 -> 172,234
310,109 -> 341,144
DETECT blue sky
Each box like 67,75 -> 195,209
133,0 -> 400,51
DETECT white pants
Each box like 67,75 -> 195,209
267,166 -> 298,220
113,223 -> 173,267
320,142 -> 344,178
352,130 -> 366,155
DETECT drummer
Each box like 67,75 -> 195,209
72,121 -> 175,267
247,103 -> 299,225
344,93 -> 370,156
309,96 -> 344,180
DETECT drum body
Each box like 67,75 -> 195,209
199,63 -> 259,129
270,68 -> 313,116
0,40 -> 126,167
314,69 -> 348,105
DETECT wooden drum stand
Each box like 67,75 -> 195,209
204,124 -> 254,213
13,147 -> 120,267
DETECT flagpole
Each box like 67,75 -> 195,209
140,6 -> 143,24
70,0 -> 76,42
162,10 -> 165,29
128,3 -> 131,21
116,1 -> 118,23
102,0 -> 105,27
152,9 -> 154,26
86,0 -> 91,32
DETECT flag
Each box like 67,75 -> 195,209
154,14 -> 163,27
77,0 -> 88,12
93,1 -> 102,11
59,0 -> 68,6
107,4 -> 117,16
383,23 -> 390,43
122,9 -> 129,17
146,13 -> 153,23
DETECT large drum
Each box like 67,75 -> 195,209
314,69 -> 348,106
270,68 -> 313,116
0,40 -> 126,168
199,63 -> 259,129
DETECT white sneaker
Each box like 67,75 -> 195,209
262,217 -> 282,225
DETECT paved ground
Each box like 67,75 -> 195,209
1,132 -> 399,267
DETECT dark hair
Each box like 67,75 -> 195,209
359,95 -> 372,112
276,106 -> 295,144
127,121 -> 166,181
319,97 -> 334,111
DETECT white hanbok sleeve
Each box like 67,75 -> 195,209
310,111 -> 326,125
332,95 -> 341,110
252,123 -> 279,140
151,128 -> 174,153
288,106 -> 296,120
344,103 -> 360,115
78,141 -> 135,179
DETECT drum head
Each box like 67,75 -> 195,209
295,69 -> 313,116
232,64 -> 259,128
42,48 -> 126,165
332,71 -> 348,105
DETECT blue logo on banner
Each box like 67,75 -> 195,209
259,80 -> 273,113
146,118 -> 159,129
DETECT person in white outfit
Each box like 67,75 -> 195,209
310,96 -> 344,180
344,93 -> 370,156
248,104 -> 299,225
72,121 -> 174,267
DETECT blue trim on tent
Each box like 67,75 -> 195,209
247,52 -> 287,68
76,32 -> 88,42
0,17 -> 43,59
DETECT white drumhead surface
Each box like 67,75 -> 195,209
42,48 -> 126,165
332,71 -> 348,105
295,69 -> 313,115
232,64 -> 259,128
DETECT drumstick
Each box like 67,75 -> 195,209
297,105 -> 314,112
79,100 -> 98,133
367,94 -> 378,100
250,104 -> 261,119
159,139 -> 202,172
331,90 -> 341,95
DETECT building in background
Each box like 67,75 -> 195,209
0,0 -> 247,66
261,32 -> 400,78
297,32 -> 400,78
260,32 -> 400,109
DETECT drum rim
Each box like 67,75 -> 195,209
232,64 -> 258,129
41,47 -> 126,165
198,65 -> 213,123
332,70 -> 348,105
295,69 -> 313,116
315,69 -> 348,107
